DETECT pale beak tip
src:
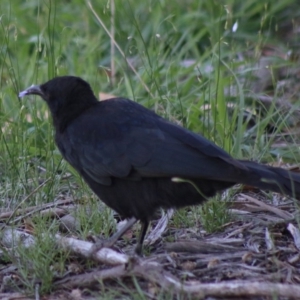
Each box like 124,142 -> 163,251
18,84 -> 42,98
18,90 -> 28,98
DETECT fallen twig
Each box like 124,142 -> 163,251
241,193 -> 294,220
55,261 -> 300,299
0,198 -> 75,222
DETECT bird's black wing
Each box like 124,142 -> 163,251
58,98 -> 246,186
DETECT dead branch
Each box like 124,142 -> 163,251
55,259 -> 300,299
241,193 -> 294,220
55,234 -> 129,265
0,198 -> 75,222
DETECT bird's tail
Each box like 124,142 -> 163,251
238,160 -> 300,199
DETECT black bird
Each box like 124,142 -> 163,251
19,76 -> 300,254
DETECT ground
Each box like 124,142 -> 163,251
1,1 -> 300,299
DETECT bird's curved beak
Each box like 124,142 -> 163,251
19,85 -> 43,98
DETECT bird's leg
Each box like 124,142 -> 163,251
134,220 -> 149,255
89,217 -> 137,256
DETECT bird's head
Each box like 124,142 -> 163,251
19,76 -> 98,126
19,76 -> 98,131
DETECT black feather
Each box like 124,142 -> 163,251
20,76 -> 300,254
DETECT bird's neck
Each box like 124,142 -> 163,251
51,101 -> 97,133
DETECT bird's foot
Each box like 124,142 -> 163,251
88,217 -> 138,258
88,236 -> 118,258
134,243 -> 143,256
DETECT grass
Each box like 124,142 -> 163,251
1,0 -> 300,297
12,218 -> 67,295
